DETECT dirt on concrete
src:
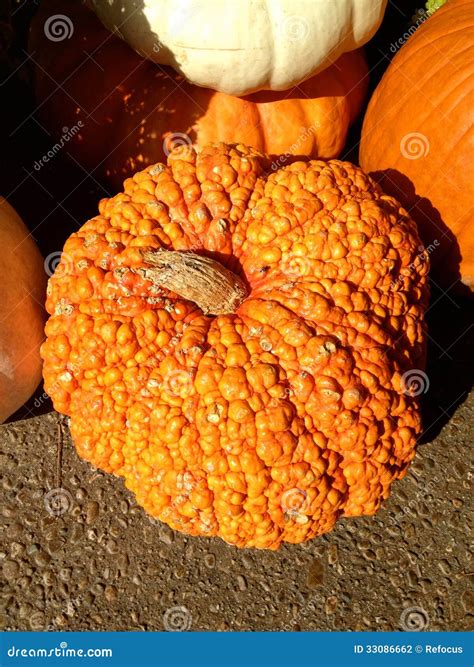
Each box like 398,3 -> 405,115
1,289 -> 473,632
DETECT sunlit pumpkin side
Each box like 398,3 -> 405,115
360,0 -> 474,291
41,142 -> 429,549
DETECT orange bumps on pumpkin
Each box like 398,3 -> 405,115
42,143 -> 429,550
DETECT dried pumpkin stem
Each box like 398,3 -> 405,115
139,250 -> 248,315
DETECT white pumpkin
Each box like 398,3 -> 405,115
90,0 -> 387,95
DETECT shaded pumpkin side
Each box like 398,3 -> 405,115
0,199 -> 46,422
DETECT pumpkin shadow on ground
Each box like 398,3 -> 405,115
418,285 -> 474,444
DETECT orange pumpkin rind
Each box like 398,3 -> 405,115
42,143 -> 429,549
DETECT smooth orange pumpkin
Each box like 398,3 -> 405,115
0,199 -> 46,423
360,0 -> 474,292
41,142 -> 429,549
30,0 -> 368,191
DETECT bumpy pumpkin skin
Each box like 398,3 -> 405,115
0,199 -> 46,423
360,0 -> 474,291
42,143 -> 428,550
30,0 -> 368,191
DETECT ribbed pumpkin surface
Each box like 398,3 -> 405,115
360,0 -> 474,291
42,143 -> 428,549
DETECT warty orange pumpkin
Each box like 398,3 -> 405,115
360,0 -> 474,292
0,198 -> 46,423
30,0 -> 368,191
41,143 -> 429,549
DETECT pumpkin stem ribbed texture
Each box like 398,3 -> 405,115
139,250 -> 248,315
